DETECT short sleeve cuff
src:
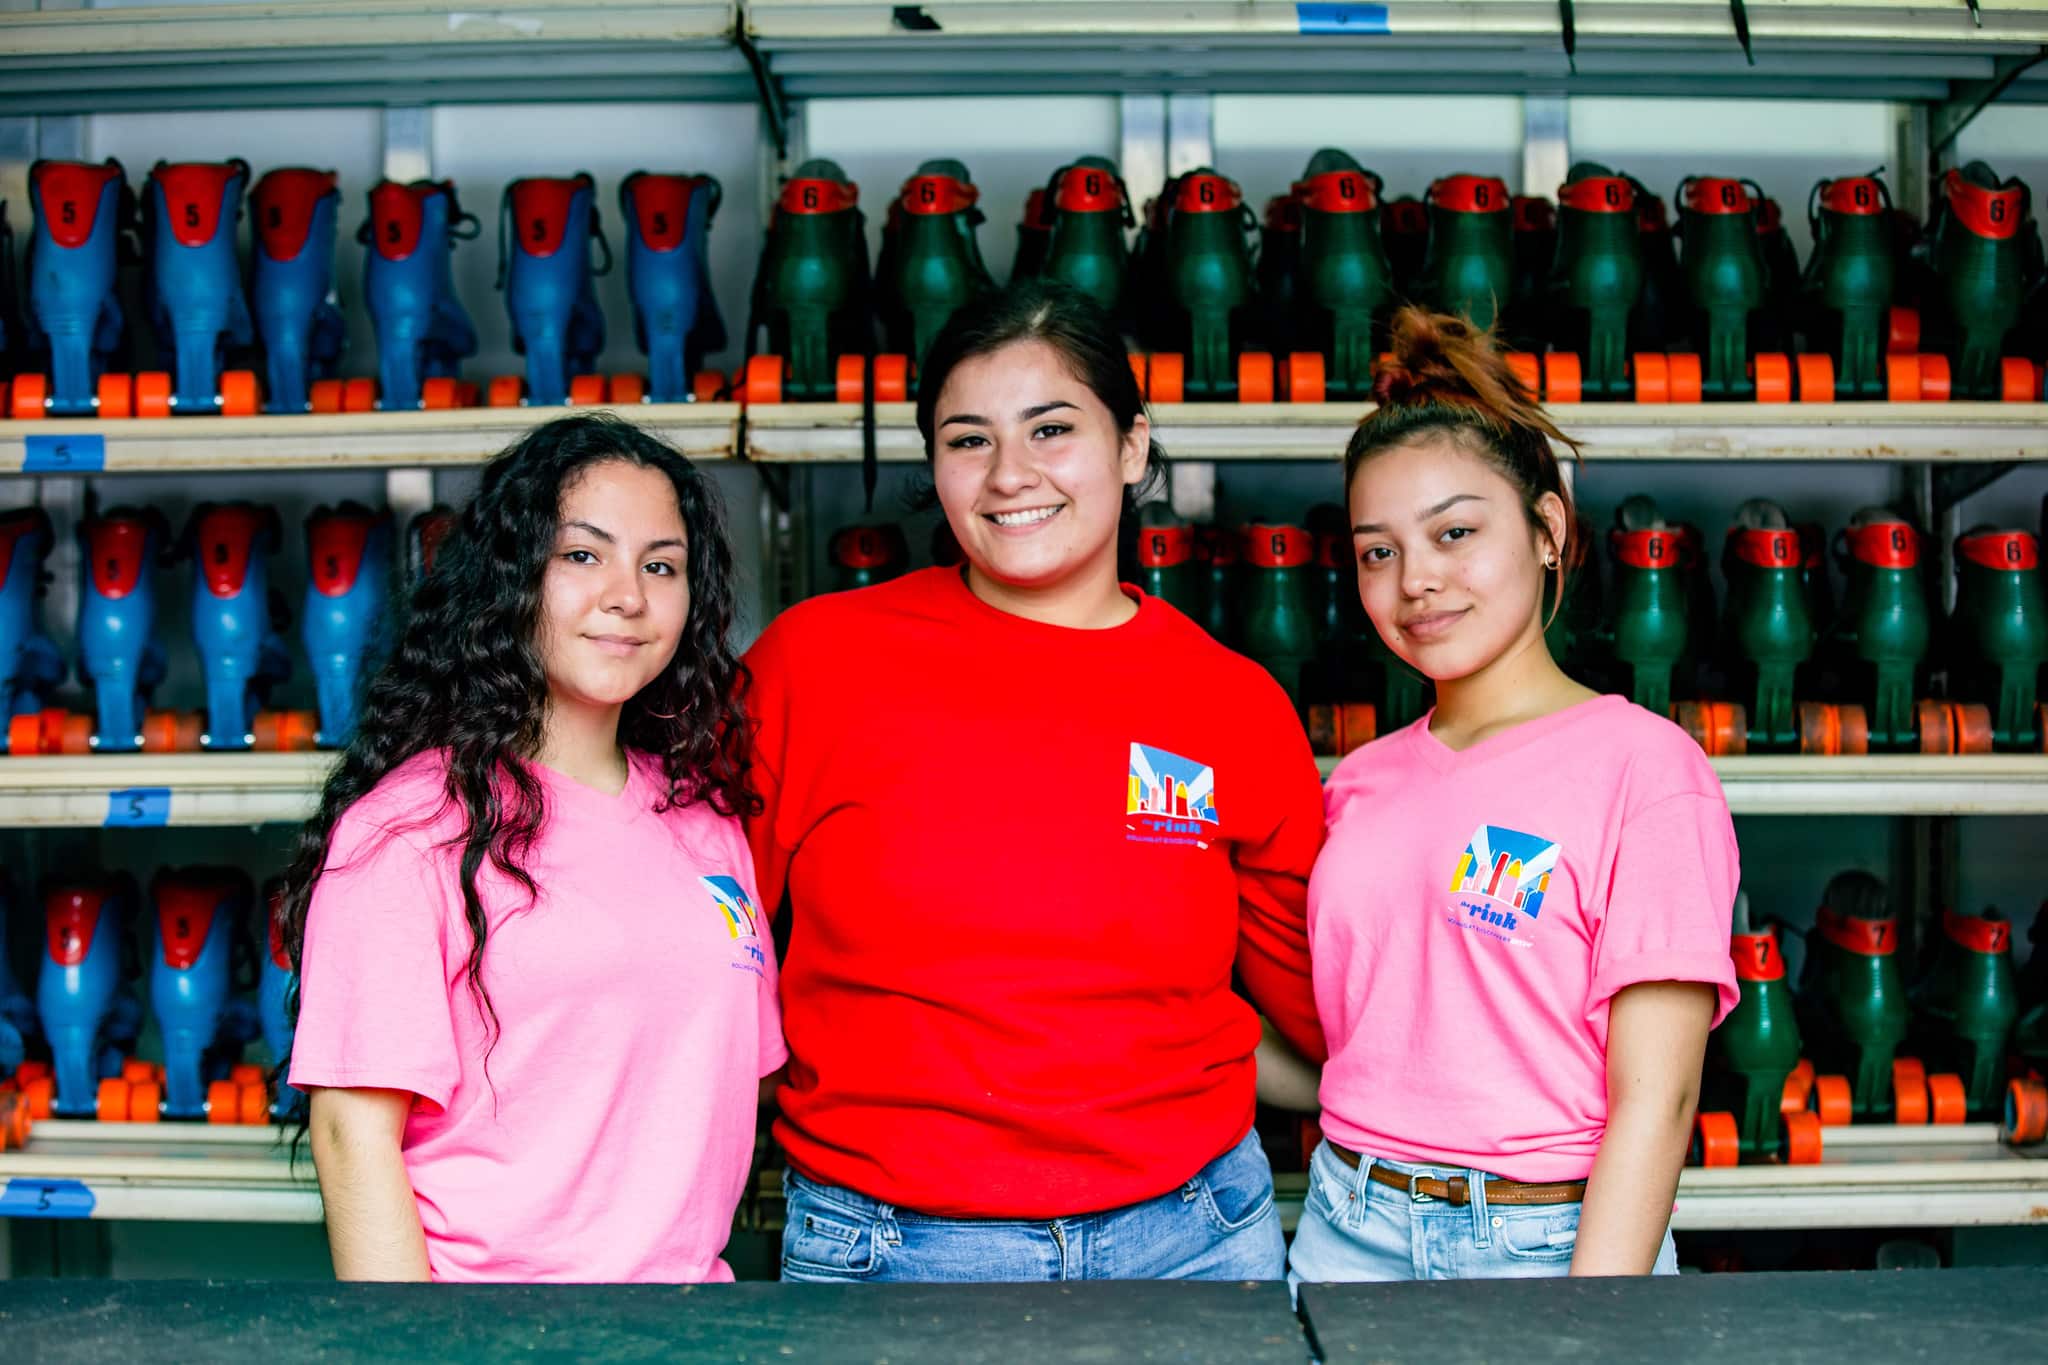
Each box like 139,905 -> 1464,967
286,1063 -> 455,1115
1588,949 -> 1740,1029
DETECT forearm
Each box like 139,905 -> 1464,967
1254,1016 -> 1322,1111
1570,1093 -> 1694,1276
311,1106 -> 431,1281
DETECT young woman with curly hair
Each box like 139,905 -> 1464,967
279,413 -> 782,1283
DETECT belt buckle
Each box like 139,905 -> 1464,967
1405,1167 -> 1443,1204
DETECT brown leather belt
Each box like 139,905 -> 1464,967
1327,1142 -> 1586,1206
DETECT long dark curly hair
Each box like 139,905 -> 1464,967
277,412 -> 756,1053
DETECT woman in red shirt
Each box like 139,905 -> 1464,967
745,279 -> 1325,1282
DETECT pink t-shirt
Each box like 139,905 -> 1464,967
1309,695 -> 1738,1183
289,749 -> 785,1283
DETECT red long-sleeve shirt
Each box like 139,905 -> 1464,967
744,567 -> 1325,1218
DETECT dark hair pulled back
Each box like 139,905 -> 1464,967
1345,307 -> 1583,622
914,279 -> 1167,543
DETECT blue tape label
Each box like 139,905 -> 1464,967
1297,3 -> 1391,33
23,433 -> 107,473
106,787 -> 172,827
0,1178 -> 96,1219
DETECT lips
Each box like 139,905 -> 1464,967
585,634 -> 648,656
1398,609 -> 1468,642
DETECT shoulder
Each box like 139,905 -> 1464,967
744,569 -> 949,673
329,749 -> 460,859
1595,699 -> 1724,807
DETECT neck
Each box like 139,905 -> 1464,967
1431,616 -> 1590,748
532,697 -> 629,794
964,556 -> 1136,630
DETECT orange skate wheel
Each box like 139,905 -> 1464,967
1884,353 -> 1921,402
486,375 -> 524,408
1886,306 -> 1920,355
420,376 -> 462,410
457,381 -> 481,407
1237,351 -> 1275,404
278,710 -> 319,752
1672,701 -> 1712,751
173,712 -> 203,752
239,1081 -> 270,1125
128,1080 -> 161,1123
1542,351 -> 1582,404
2004,1077 -> 2048,1145
15,1061 -> 50,1084
1753,352 -> 1792,403
1954,702 -> 1994,755
1306,705 -> 1338,756
1,1094 -> 27,1150
98,371 -> 134,419
207,1079 -> 240,1125
122,1058 -> 159,1083
1927,1073 -> 1967,1125
97,1077 -> 130,1123
1337,702 -> 1377,754
1127,352 -> 1149,398
691,369 -> 724,402
1795,353 -> 1834,404
1781,1109 -> 1824,1165
1666,352 -> 1703,403
23,1075 -> 53,1121
5,713 -> 43,756
834,354 -> 866,403
872,353 -> 911,402
1693,1111 -> 1740,1167
1918,353 -> 1951,402
230,1063 -> 264,1087
1147,352 -> 1185,403
1797,701 -> 1843,756
308,378 -> 344,414
567,373 -> 607,407
9,371 -> 48,420
136,371 -> 173,418
249,711 -> 280,751
220,369 -> 260,417
56,712 -> 91,756
1835,703 -> 1868,755
1811,1073 -> 1853,1127
1892,1058 -> 1929,1125
139,711 -> 180,753
608,372 -> 646,406
741,354 -> 784,405
1782,1063 -> 1814,1115
1915,699 -> 1957,755
341,377 -> 377,413
2000,356 -> 2039,403
1504,351 -> 1540,396
1284,351 -> 1326,404
1632,352 -> 1669,404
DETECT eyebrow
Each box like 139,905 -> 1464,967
1352,493 -> 1485,536
938,400 -> 1080,430
559,520 -> 686,553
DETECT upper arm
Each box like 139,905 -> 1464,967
1605,980 -> 1715,1107
308,1085 -> 414,1151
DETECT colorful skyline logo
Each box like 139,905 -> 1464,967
701,874 -> 759,941
1127,743 -> 1218,825
1448,825 -> 1560,919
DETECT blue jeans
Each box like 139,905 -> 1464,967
780,1128 -> 1285,1282
1287,1140 -> 1679,1284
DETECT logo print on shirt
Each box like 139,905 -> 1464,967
1445,825 -> 1561,948
1125,742 -> 1217,848
702,874 -> 767,977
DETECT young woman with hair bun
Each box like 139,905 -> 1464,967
1286,309 -> 1739,1283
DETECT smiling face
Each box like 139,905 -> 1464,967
1348,434 -> 1565,683
535,458 -> 692,722
930,338 -> 1149,598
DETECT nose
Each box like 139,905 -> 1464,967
984,433 -> 1041,497
1400,548 -> 1441,600
601,561 -> 646,616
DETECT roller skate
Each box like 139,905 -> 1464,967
249,168 -> 345,414
489,173 -> 612,408
139,160 -> 261,416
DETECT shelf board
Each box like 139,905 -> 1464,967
0,1121 -> 320,1224
747,1 -> 2048,101
0,2 -> 749,115
742,402 -> 2048,466
1,403 -> 739,476
4,752 -> 2044,829
1311,753 -> 2048,816
0,754 -> 333,829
